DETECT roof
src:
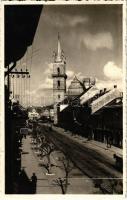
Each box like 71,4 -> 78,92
5,5 -> 42,66
68,76 -> 83,89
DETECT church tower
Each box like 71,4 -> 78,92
52,33 -> 67,104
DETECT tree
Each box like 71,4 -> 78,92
52,155 -> 74,194
52,178 -> 66,194
39,140 -> 56,174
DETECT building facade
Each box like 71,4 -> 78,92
58,85 -> 123,148
68,76 -> 84,97
68,76 -> 95,97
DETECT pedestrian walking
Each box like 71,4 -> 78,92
31,173 -> 37,194
106,130 -> 110,148
109,135 -> 113,148
87,125 -> 92,141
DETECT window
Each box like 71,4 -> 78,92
58,80 -> 60,87
58,94 -> 60,99
57,67 -> 60,74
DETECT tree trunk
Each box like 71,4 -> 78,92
47,154 -> 51,174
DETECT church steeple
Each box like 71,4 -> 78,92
56,33 -> 62,62
52,33 -> 67,105
52,33 -> 67,124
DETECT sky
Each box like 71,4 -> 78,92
17,4 -> 123,106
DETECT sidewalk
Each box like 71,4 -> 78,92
21,136 -> 61,194
21,135 -> 99,194
52,126 -> 122,162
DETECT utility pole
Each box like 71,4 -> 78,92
5,62 -> 30,104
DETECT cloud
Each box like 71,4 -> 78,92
66,70 -> 75,79
103,61 -> 122,80
44,63 -> 53,75
29,59 -> 122,105
27,60 -> 123,106
69,16 -> 89,27
43,12 -> 89,28
96,79 -> 122,91
95,61 -> 122,91
38,77 -> 52,90
37,63 -> 53,90
82,32 -> 113,51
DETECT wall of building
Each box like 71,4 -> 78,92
58,103 -> 122,148
53,62 -> 65,74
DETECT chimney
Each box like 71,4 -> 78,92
104,88 -> 107,93
100,90 -> 103,94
